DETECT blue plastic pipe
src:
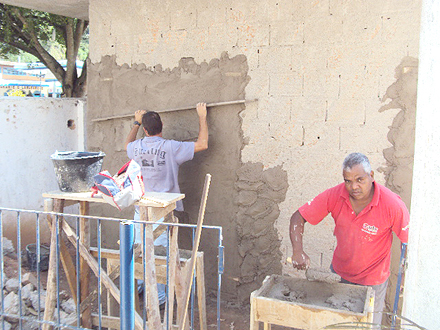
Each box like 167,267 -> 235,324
120,222 -> 135,330
392,242 -> 408,328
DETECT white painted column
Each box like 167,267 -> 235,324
403,0 -> 440,328
77,98 -> 86,151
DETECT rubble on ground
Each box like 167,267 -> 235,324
1,237 -> 77,329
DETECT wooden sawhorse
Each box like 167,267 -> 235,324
42,191 -> 206,330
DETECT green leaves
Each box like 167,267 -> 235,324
0,4 -> 89,97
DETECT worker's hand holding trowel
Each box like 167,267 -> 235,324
290,249 -> 311,270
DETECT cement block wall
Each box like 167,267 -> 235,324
88,0 -> 422,310
0,97 -> 85,247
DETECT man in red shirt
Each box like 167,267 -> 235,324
289,152 -> 409,325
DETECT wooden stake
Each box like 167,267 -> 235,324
177,174 -> 211,330
42,199 -> 64,330
140,206 -> 162,330
79,201 -> 92,329
92,99 -> 256,122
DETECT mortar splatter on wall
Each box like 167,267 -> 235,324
379,56 -> 418,323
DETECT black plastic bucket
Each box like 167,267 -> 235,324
26,243 -> 50,271
51,151 -> 105,192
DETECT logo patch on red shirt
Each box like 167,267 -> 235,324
362,223 -> 378,235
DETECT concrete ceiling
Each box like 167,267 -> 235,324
1,0 -> 89,20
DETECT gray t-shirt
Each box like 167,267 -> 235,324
127,136 -> 194,211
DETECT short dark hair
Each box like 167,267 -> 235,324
342,152 -> 372,173
142,111 -> 162,136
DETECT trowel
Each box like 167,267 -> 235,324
286,257 -> 341,284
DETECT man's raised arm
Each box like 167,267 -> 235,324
125,110 -> 146,150
289,210 -> 310,270
194,102 -> 208,153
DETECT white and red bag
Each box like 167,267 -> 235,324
91,160 -> 145,210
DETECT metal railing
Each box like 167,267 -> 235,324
0,207 -> 223,330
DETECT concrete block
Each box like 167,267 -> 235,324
197,5 -> 227,29
207,24 -> 239,50
341,12 -> 382,43
264,0 -> 305,22
362,0 -> 421,15
381,10 -> 422,43
170,7 -> 197,30
326,98 -> 365,124
340,126 -> 389,153
304,15 -> 343,45
258,47 -> 294,73
269,72 -> 303,96
338,71 -> 370,100
237,23 -> 270,48
298,44 -> 329,71
270,21 -> 304,46
303,69 -> 339,99
290,97 -> 327,123
301,122 -> 340,151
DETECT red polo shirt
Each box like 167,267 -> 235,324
299,182 -> 409,285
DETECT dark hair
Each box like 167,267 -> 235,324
142,111 -> 162,136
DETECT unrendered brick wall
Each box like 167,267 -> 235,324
88,0 -> 422,308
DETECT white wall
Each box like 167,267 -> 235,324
403,0 -> 440,328
0,97 -> 84,244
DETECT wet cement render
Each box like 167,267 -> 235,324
86,52 -> 288,303
378,56 -> 418,325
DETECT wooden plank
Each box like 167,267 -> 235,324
80,265 -> 120,314
89,247 -> 192,265
42,191 -> 184,208
195,252 -> 207,330
140,206 -> 162,330
250,291 -> 259,330
79,201 -> 92,329
166,213 -> 178,330
107,260 -> 119,330
60,219 -> 145,330
44,199 -> 78,303
91,99 -> 253,122
42,198 -> 64,330
92,314 -> 121,329
178,174 -> 211,330
174,258 -> 190,330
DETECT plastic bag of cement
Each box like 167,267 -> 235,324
91,160 -> 144,210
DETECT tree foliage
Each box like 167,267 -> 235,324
0,4 -> 89,97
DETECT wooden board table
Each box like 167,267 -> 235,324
42,190 -> 185,330
250,275 -> 374,330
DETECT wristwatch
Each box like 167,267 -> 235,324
134,121 -> 141,126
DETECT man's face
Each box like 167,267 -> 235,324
343,164 -> 374,201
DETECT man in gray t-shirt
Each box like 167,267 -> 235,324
127,134 -> 194,211
125,103 -> 208,304
125,102 -> 208,217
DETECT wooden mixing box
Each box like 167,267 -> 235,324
250,274 -> 374,330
